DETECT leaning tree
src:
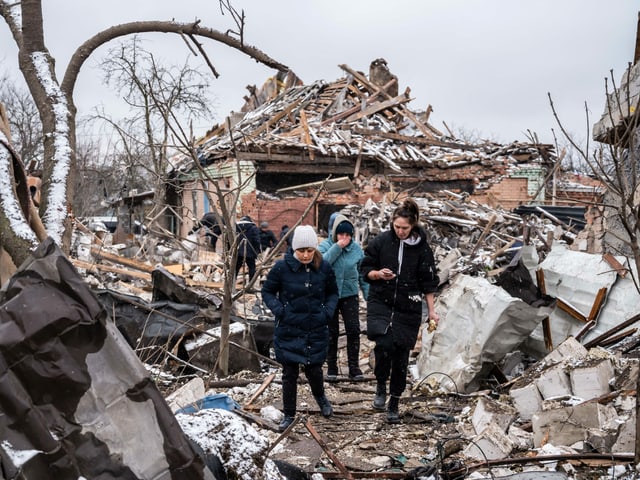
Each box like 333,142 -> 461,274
0,0 -> 287,268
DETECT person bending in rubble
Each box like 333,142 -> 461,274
318,213 -> 369,381
261,225 -> 339,432
360,198 -> 439,423
190,211 -> 222,250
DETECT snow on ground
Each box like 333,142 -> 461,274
176,408 -> 286,480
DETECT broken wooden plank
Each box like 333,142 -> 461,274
470,214 -> 497,257
299,110 -> 315,161
536,269 -> 553,350
71,259 -> 152,281
598,328 -> 637,347
344,94 -> 412,123
251,97 -> 303,137
304,418 -> 354,480
90,246 -> 154,272
584,312 -> 640,348
352,127 -> 477,150
603,253 -> 627,278
243,373 -> 276,409
339,63 -> 438,139
587,287 -> 608,321
556,297 -> 587,322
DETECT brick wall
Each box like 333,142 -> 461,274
240,190 -> 386,238
471,178 -> 531,210
241,191 -> 316,239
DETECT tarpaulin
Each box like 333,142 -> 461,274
0,238 -> 215,479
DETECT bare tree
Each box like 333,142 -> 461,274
0,0 -> 287,268
97,37 -> 213,234
549,67 -> 640,293
0,73 -> 43,170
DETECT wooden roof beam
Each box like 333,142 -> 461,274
339,63 -> 440,139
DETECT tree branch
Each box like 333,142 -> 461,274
61,20 -> 288,99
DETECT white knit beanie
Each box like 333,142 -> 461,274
291,225 -> 318,250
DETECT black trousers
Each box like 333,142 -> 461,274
281,362 -> 325,417
327,295 -> 360,371
235,256 -> 256,279
373,339 -> 411,397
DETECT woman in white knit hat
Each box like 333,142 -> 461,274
261,225 -> 339,431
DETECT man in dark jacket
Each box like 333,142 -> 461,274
235,216 -> 261,280
190,212 -> 221,250
259,221 -> 278,252
280,225 -> 292,250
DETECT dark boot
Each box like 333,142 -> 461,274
314,395 -> 334,417
387,395 -> 400,424
326,362 -> 338,382
347,336 -> 364,381
278,415 -> 295,432
372,383 -> 386,410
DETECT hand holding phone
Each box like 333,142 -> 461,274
380,268 -> 396,280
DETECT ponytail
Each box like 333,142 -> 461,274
392,198 -> 420,226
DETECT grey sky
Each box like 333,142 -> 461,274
1,1 -> 637,147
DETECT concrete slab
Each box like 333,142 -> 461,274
510,382 -> 543,421
472,397 -> 517,434
463,422 -> 514,460
569,358 -> 614,401
532,402 -> 617,447
542,336 -> 588,366
535,364 -> 572,400
612,411 -> 636,454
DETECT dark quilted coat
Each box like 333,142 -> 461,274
361,225 -> 438,348
261,251 -> 339,365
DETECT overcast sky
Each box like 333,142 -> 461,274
1,1 -> 637,147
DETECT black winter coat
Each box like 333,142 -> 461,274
236,219 -> 261,259
261,251 -> 339,366
361,226 -> 438,348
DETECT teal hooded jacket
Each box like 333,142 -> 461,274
318,213 -> 369,300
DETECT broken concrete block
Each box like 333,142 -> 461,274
510,382 -> 543,421
615,394 -> 636,412
614,358 -> 638,391
543,336 -> 588,366
463,422 -> 514,460
569,358 -> 614,401
472,397 -> 517,434
612,411 -> 636,454
185,321 -> 261,374
532,402 -> 617,447
584,428 -> 617,453
535,364 -> 572,400
165,376 -> 206,413
507,424 -> 534,451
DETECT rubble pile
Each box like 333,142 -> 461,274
342,192 -> 574,280
18,196 -> 636,479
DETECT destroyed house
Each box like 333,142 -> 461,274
171,60 -> 562,236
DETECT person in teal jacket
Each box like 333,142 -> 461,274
318,213 -> 369,381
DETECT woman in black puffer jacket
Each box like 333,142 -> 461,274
361,198 -> 440,423
262,225 -> 339,432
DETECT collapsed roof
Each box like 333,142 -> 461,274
175,60 -> 556,195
